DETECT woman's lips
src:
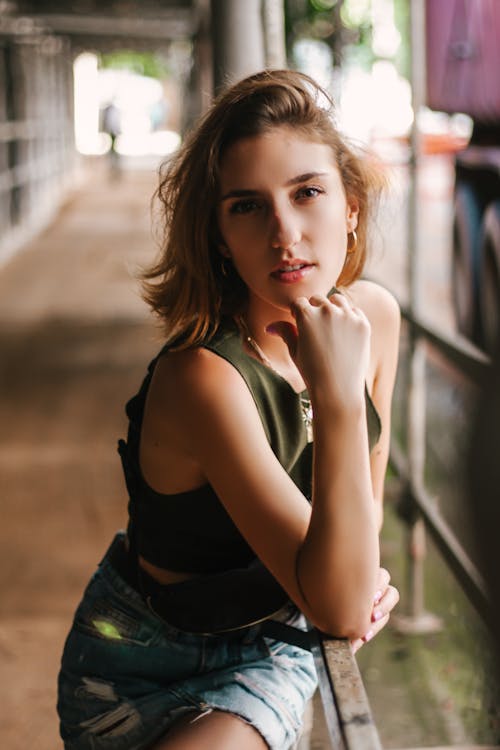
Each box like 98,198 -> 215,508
270,263 -> 314,284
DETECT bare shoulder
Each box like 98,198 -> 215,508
150,345 -> 249,414
141,344 -> 259,476
347,280 -> 400,388
347,279 -> 400,332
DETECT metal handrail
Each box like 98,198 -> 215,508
312,634 -> 383,750
392,306 -> 493,629
389,439 -> 490,625
399,305 -> 490,384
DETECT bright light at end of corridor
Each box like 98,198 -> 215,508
73,52 -> 180,159
74,53 -> 101,155
339,61 -> 413,143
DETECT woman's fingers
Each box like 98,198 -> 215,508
372,568 -> 399,624
374,567 -> 391,602
290,292 -> 368,322
328,292 -> 369,321
351,612 -> 391,653
350,573 -> 400,653
372,584 -> 399,623
289,296 -> 310,317
307,294 -> 330,307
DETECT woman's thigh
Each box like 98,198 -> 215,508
151,709 -> 269,750
57,542 -> 317,750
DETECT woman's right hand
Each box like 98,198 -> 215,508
350,567 -> 400,653
267,293 -> 371,409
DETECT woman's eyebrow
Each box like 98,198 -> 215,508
285,171 -> 329,186
220,171 -> 330,202
220,188 -> 259,201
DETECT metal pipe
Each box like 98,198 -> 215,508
210,0 -> 266,93
397,0 -> 437,633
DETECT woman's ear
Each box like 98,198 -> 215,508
346,198 -> 359,233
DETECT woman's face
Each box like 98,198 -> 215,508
217,126 -> 359,318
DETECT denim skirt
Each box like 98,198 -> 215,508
57,534 -> 318,750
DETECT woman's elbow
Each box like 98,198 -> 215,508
307,604 -> 373,641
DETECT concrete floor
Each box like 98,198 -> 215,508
0,161 -> 160,750
0,154 -> 495,749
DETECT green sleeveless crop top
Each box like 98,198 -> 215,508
119,318 -> 381,573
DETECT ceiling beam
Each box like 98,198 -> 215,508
28,12 -> 195,41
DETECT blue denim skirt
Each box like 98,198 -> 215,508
57,534 -> 317,750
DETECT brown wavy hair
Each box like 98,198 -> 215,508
142,69 -> 385,347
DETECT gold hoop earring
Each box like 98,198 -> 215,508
220,256 -> 231,277
347,230 -> 357,255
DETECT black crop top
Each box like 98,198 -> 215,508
118,319 -> 381,573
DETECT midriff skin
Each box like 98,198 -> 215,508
139,555 -> 200,584
124,536 -> 200,584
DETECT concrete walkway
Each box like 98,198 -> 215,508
0,160 -> 160,750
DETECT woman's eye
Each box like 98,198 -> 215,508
229,199 -> 260,215
296,186 -> 323,200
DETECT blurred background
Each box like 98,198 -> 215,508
0,1 -> 499,748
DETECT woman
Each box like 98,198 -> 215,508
57,69 -> 400,750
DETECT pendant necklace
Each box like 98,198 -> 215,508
236,316 -> 314,442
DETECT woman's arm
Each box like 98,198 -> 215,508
271,292 -> 379,637
349,280 -> 401,529
145,286 -> 399,638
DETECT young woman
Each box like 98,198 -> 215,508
57,69 -> 400,750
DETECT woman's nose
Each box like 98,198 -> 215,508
270,208 -> 301,250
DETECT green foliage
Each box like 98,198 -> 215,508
99,51 -> 168,80
310,0 -> 337,10
340,0 -> 371,28
285,0 -> 374,68
285,0 -> 410,75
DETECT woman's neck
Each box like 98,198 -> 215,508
238,303 -> 305,393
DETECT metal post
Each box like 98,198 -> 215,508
393,0 -> 442,635
184,0 -> 213,128
210,0 -> 266,93
261,0 -> 286,68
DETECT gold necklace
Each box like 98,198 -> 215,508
236,316 -> 314,442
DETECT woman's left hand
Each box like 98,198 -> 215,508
350,567 -> 399,654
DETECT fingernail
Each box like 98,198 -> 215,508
362,629 -> 374,643
373,590 -> 382,604
372,609 -> 383,623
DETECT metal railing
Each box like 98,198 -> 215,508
390,307 -> 492,630
311,634 -> 382,750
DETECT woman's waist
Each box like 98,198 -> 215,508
123,533 -> 256,586
104,531 -> 292,635
138,550 -> 201,585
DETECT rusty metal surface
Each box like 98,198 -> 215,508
312,635 -> 383,750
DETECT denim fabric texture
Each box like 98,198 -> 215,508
57,534 -> 318,750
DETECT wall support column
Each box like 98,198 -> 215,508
262,0 -> 286,68
210,0 -> 266,93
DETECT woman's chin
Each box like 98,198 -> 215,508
248,280 -> 337,317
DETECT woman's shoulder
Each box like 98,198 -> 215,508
153,344 -> 245,403
347,279 -> 400,332
152,318 -> 266,403
141,344 -> 253,461
347,280 -> 400,385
